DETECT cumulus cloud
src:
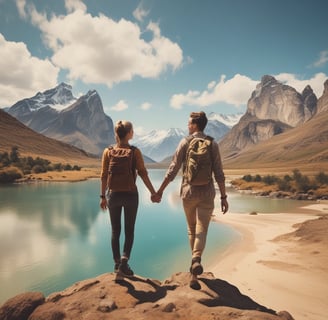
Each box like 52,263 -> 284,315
24,3 -> 183,88
0,33 -> 59,107
64,0 -> 86,13
275,72 -> 327,97
133,3 -> 149,22
110,100 -> 129,112
170,74 -> 257,109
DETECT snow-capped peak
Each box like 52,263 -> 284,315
25,83 -> 77,112
207,112 -> 243,127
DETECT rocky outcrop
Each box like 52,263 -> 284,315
0,272 -> 294,320
317,79 -> 328,113
247,75 -> 316,127
219,75 -> 323,157
0,292 -> 45,320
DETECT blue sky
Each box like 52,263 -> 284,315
1,0 -> 327,134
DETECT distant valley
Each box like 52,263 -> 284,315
1,75 -> 328,174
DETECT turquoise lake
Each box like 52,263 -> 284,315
0,169 -> 312,304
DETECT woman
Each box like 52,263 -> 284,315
100,120 -> 159,277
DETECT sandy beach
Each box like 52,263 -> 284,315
209,202 -> 328,320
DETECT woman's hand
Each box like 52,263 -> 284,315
100,198 -> 107,210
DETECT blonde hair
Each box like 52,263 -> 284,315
115,120 -> 133,141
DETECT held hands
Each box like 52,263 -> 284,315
151,192 -> 162,203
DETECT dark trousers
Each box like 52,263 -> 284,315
108,191 -> 138,263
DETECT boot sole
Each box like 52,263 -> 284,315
191,262 -> 203,276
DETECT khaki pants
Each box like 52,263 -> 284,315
182,197 -> 214,259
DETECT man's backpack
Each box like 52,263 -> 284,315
107,146 -> 136,191
183,135 -> 214,186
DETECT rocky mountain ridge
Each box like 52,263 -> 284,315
219,75 -> 327,159
4,76 -> 328,165
6,84 -> 240,160
8,86 -> 115,155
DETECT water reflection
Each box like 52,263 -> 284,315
0,182 -> 100,239
0,171 -> 315,304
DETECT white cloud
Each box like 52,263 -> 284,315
0,34 -> 59,107
275,72 -> 327,97
24,4 -> 183,88
110,100 -> 128,112
170,74 -> 257,109
64,0 -> 86,13
133,3 -> 149,22
15,0 -> 27,19
140,102 -> 152,110
312,50 -> 328,68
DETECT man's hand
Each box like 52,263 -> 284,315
221,198 -> 228,214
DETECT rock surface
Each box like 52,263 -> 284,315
0,272 -> 294,320
317,79 -> 328,113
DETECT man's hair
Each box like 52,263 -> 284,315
190,111 -> 208,131
115,120 -> 133,140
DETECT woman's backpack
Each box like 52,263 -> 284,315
107,146 -> 136,191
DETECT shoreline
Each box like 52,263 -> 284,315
209,202 -> 328,320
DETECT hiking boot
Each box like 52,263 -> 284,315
118,258 -> 134,277
114,262 -> 120,273
190,257 -> 203,276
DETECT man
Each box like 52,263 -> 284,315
156,111 -> 228,290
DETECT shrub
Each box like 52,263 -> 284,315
242,174 -> 252,182
315,172 -> 328,185
262,175 -> 278,185
32,165 -> 47,174
0,168 -> 23,183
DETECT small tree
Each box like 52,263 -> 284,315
9,146 -> 20,163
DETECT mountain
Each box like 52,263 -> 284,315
9,82 -> 76,116
40,90 -> 115,154
206,112 -> 243,141
317,79 -> 328,113
0,109 -> 97,166
222,109 -> 328,170
8,84 -> 115,155
219,75 -> 328,170
132,113 -> 240,162
248,75 -> 317,126
219,75 -> 322,158
207,112 -> 243,128
132,128 -> 186,162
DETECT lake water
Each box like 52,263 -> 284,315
0,169 -> 313,304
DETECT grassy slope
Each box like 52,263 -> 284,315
221,110 -> 328,175
0,109 -> 99,168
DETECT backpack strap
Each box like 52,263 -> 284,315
130,145 -> 137,179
